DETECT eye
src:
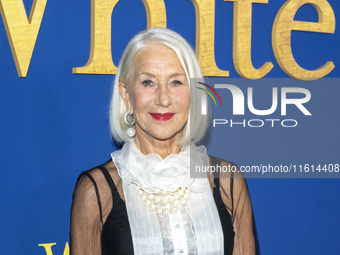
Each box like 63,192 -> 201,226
142,79 -> 153,87
171,80 -> 183,86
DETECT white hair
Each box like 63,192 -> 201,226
109,27 -> 209,146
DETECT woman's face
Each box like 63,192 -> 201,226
120,43 -> 190,142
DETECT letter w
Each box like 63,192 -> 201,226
0,0 -> 47,77
39,242 -> 69,255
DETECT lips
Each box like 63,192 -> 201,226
149,113 -> 175,121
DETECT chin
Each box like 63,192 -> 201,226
151,129 -> 184,141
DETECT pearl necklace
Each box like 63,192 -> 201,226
135,184 -> 191,215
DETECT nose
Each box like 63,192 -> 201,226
155,84 -> 172,107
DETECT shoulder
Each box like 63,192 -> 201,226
208,158 -> 255,253
72,160 -> 120,223
220,159 -> 247,192
70,161 -> 119,254
209,155 -> 250,213
75,160 -> 118,192
209,155 -> 245,180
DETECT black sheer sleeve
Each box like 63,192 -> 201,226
210,156 -> 255,255
70,168 -> 113,255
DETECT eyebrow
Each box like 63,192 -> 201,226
139,72 -> 186,78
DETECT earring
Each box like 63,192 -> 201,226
124,111 -> 136,137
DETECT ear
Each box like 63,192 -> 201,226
119,82 -> 133,114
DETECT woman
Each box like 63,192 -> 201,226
70,27 -> 255,255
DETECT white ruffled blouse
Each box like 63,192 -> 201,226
111,141 -> 224,255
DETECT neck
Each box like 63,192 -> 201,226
134,131 -> 182,159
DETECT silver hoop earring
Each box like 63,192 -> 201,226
124,111 -> 136,137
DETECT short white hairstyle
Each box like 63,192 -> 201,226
109,27 -> 209,146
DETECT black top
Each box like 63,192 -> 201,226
77,156 -> 235,255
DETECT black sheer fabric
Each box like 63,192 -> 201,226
211,156 -> 235,254
73,157 -> 236,255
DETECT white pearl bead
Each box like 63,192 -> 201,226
126,127 -> 136,137
171,207 -> 178,214
161,190 -> 168,197
134,184 -> 190,216
161,198 -> 168,206
168,197 -> 175,204
153,197 -> 161,205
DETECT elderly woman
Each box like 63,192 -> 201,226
70,27 -> 255,255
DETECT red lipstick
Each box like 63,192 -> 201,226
149,113 -> 175,121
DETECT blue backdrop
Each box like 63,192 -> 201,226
0,0 -> 339,254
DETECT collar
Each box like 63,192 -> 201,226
111,141 -> 209,193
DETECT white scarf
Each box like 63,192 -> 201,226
111,141 -> 224,255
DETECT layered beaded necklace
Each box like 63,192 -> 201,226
135,184 -> 191,216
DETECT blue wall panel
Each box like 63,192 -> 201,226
0,0 -> 339,254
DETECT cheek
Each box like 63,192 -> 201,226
131,90 -> 153,112
174,88 -> 190,109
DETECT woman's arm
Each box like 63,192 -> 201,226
219,162 -> 255,255
70,172 -> 104,255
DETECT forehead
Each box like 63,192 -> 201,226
132,43 -> 185,73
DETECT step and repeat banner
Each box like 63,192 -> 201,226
0,0 -> 339,254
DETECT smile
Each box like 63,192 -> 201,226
149,113 -> 175,121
